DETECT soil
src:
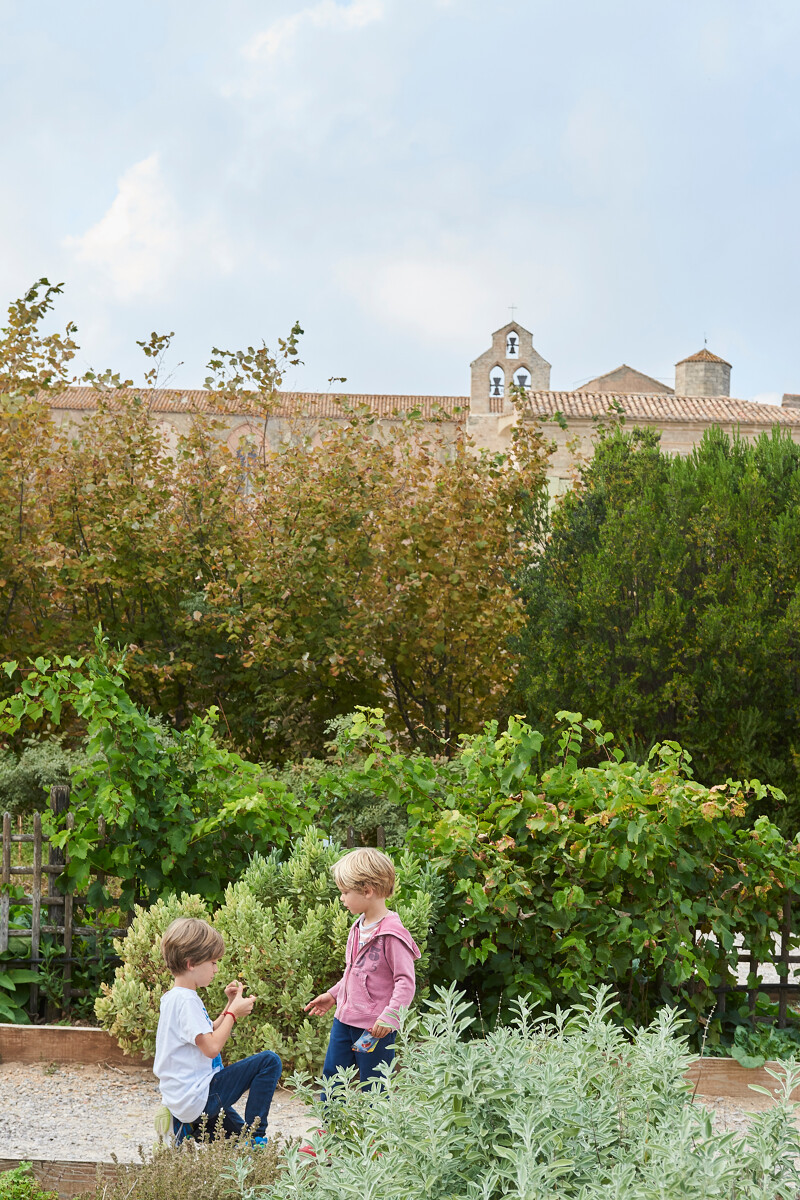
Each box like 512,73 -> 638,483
0,1061 -> 316,1163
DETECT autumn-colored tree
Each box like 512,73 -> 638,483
0,284 -> 551,759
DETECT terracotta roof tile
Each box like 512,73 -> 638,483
675,348 -> 731,367
46,387 -> 468,420
518,391 -> 800,426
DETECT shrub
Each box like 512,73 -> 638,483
96,829 -> 443,1073
0,1163 -> 58,1200
0,639 -> 314,907
75,1130 -> 280,1200
0,736 -> 88,816
276,986 -> 800,1200
515,423 -> 800,832
324,707 -> 798,1042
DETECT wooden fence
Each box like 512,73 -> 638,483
0,786 -> 119,1017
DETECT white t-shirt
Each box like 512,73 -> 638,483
153,987 -> 221,1122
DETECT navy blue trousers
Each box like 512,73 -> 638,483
321,1017 -> 396,1094
173,1050 -> 282,1143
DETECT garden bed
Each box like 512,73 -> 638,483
687,1056 -> 800,1101
0,1022 -> 150,1066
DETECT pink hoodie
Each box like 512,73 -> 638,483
328,910 -> 421,1030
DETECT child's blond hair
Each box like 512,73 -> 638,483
333,847 -> 395,898
161,917 -> 225,976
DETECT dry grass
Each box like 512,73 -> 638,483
75,1126 -> 283,1200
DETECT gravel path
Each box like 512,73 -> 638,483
0,1060 -> 792,1165
0,1061 -> 316,1163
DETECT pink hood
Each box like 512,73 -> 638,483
328,910 -> 421,1030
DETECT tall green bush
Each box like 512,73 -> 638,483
516,423 -> 800,830
0,638 -> 312,907
95,829 -> 443,1074
322,708 -> 796,1040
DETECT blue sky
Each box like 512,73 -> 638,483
1,0 -> 798,401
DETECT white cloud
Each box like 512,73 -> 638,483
339,251 -> 510,347
245,0 -> 385,61
64,154 -> 233,301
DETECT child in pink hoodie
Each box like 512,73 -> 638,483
304,847 -> 420,1090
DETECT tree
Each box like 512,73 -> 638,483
516,422 -> 800,827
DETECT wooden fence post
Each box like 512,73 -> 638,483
0,811 -> 9,953
48,785 -> 71,1015
29,812 -> 42,1017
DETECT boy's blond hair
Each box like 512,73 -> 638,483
161,917 -> 225,976
333,847 -> 395,898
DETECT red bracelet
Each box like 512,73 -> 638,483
223,1010 -> 237,1023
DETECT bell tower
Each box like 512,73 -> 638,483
469,322 -> 551,415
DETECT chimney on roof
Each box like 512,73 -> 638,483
782,394 -> 800,409
674,348 -> 731,397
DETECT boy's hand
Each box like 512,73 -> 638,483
369,1019 -> 393,1038
228,983 -> 256,1019
224,980 -> 241,1001
304,991 -> 335,1016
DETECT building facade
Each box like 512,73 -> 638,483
47,322 -> 800,484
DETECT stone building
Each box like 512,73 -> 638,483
46,322 -> 800,485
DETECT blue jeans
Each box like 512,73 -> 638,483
321,1017 -> 396,1096
173,1050 -> 282,1143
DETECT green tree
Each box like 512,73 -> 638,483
516,423 -> 800,827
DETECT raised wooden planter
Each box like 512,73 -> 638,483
0,1158 -> 125,1200
0,1022 -> 151,1067
687,1056 -> 800,1102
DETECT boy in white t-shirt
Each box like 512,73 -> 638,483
153,917 -> 281,1145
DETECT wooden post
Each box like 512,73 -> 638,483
779,895 -> 792,1029
376,825 -> 386,849
346,825 -> 355,848
30,811 -> 42,1017
0,811 -> 10,953
47,785 -> 70,1015
63,812 -> 74,1007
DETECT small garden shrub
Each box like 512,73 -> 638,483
277,985 -> 800,1200
75,1129 -> 281,1200
0,735 -> 88,816
96,828 -> 443,1073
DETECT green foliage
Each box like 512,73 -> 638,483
320,709 -> 797,1039
0,890 -> 38,1023
0,1162 -> 59,1200
95,830 -> 442,1074
74,1129 -> 280,1200
277,985 -> 800,1200
0,736 -> 88,816
516,423 -> 800,831
726,1023 -> 800,1069
0,638 -> 313,907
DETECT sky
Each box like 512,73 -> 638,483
1,0 -> 799,403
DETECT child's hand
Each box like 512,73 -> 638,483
369,1019 -> 393,1038
224,980 -> 241,1001
228,983 -> 256,1019
304,991 -> 335,1016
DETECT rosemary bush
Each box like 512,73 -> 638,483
274,986 -> 800,1200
